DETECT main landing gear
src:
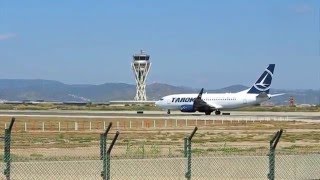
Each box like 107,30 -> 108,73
204,110 -> 221,115
205,111 -> 212,115
167,109 -> 171,114
204,110 -> 222,115
215,110 -> 221,115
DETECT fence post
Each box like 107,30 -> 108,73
185,127 -> 198,180
184,137 -> 188,158
268,129 -> 283,180
100,134 -> 104,160
100,122 -> 113,180
100,122 -> 112,180
106,131 -> 120,180
3,117 -> 15,180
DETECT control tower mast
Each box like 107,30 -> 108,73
131,50 -> 151,101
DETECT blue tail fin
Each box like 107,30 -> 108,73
247,64 -> 275,94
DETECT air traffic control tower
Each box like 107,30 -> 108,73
132,50 -> 151,101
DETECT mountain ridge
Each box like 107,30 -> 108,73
0,79 -> 318,105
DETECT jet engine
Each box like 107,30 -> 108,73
180,105 -> 196,112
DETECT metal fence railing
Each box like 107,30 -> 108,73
1,117 -> 320,180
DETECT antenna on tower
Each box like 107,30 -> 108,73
131,50 -> 151,101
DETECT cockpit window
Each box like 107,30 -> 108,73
160,98 -> 164,101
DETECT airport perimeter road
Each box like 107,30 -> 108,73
2,154 -> 320,180
0,110 -> 319,122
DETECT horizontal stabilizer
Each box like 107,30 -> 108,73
256,92 -> 269,98
269,93 -> 285,98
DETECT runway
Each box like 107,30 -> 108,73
0,110 -> 318,122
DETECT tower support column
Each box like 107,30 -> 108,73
131,50 -> 151,101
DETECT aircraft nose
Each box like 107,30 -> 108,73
155,99 -> 165,106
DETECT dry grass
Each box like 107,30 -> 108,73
0,116 -> 319,160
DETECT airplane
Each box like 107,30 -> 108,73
155,64 -> 283,115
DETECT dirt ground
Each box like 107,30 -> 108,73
0,116 -> 319,160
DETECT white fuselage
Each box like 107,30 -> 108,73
155,64 -> 278,113
155,91 -> 269,111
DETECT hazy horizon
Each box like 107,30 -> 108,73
0,78 -> 318,91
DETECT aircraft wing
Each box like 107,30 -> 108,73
206,101 -> 222,109
193,88 -> 217,111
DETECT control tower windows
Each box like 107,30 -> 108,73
134,56 -> 149,61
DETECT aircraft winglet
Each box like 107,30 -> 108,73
197,88 -> 204,99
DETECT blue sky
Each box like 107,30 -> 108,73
0,1 -> 319,89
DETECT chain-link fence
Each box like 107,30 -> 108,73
1,117 -> 320,179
